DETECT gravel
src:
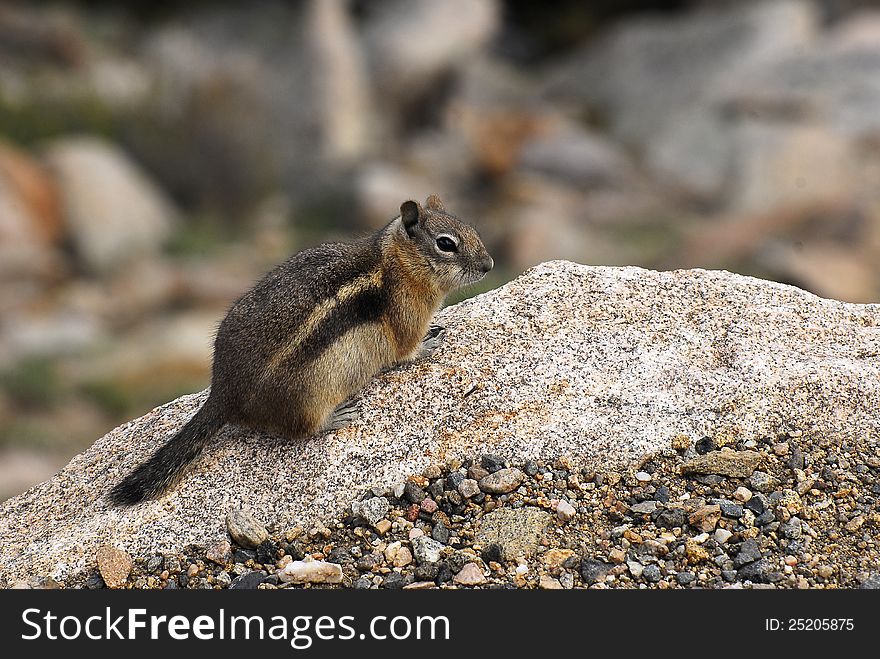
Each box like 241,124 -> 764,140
18,428 -> 880,590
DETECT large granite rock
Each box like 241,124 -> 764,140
1,260 -> 878,586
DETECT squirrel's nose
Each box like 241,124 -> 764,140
481,256 -> 494,273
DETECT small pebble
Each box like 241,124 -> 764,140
226,508 -> 269,549
446,472 -> 465,490
205,540 -> 232,566
479,468 -> 525,494
748,471 -> 773,492
468,465 -> 490,481
817,565 -> 834,579
581,558 -> 611,584
734,539 -> 762,567
403,481 -> 427,504
556,500 -> 577,521
230,571 -> 267,590
96,545 -> 133,590
714,528 -> 733,544
539,575 -> 563,589
642,564 -> 662,582
630,501 -> 658,515
458,479 -> 481,499
676,571 -> 695,585
432,522 -> 450,544
481,454 -> 506,472
412,536 -> 444,564
278,556 -> 343,584
452,562 -> 486,586
351,497 -> 390,526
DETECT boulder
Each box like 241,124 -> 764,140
43,137 -> 176,273
543,1 -> 818,199
139,1 -> 374,203
545,0 -> 816,149
301,0 -> 373,165
723,122 -> 858,213
516,123 -> 634,188
364,0 -> 500,98
718,12 -> 880,140
1,260 -> 879,587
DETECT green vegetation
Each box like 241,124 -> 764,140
77,379 -> 134,418
0,87 -> 123,147
163,214 -> 238,257
0,418 -> 62,450
0,357 -> 64,410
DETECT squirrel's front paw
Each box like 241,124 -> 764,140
419,325 -> 446,357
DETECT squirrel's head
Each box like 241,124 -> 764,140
394,195 -> 493,293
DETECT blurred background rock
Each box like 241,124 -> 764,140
1,0 -> 879,501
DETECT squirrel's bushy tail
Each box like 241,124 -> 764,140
108,399 -> 224,506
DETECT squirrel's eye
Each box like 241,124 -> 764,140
436,236 -> 457,253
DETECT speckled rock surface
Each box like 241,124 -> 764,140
1,260 -> 878,587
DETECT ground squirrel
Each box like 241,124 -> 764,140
108,195 -> 493,505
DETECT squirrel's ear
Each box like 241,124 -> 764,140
400,200 -> 421,237
425,194 -> 445,212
